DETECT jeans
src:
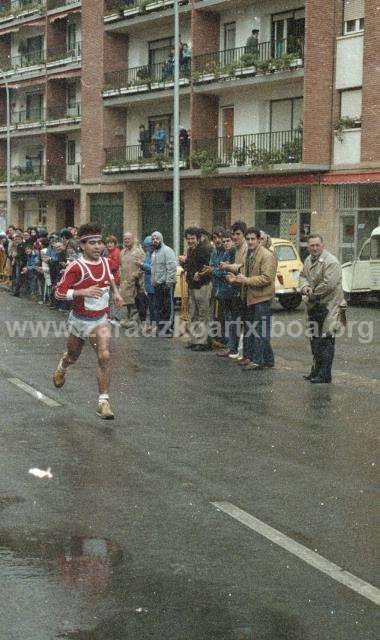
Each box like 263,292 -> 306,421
154,283 -> 174,336
147,292 -> 158,324
244,300 -> 274,366
26,271 -> 39,296
223,297 -> 244,354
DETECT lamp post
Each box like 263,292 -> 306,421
0,69 -> 11,230
173,0 -> 180,255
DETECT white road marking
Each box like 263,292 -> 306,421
212,501 -> 380,606
7,378 -> 62,408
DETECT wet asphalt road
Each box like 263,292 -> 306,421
0,291 -> 379,640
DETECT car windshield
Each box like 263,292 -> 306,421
274,245 -> 297,261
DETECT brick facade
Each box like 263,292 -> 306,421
361,0 -> 380,164
302,0 -> 340,165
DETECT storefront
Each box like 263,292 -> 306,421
336,183 -> 380,263
254,185 -> 311,260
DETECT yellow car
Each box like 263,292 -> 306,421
271,238 -> 303,310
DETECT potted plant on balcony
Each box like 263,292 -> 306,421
236,52 -> 257,76
232,146 -> 247,166
190,149 -> 219,175
255,58 -> 271,75
334,117 -> 361,143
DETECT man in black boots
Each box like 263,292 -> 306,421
300,235 -> 346,384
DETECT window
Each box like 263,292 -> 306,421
270,97 -> 303,132
67,140 -> 76,165
340,88 -> 362,120
272,9 -> 305,56
67,23 -> 77,52
274,245 -> 297,261
343,0 -> 364,34
67,82 -> 77,110
359,241 -> 370,260
224,22 -> 236,50
148,37 -> 174,66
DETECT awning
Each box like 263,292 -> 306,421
20,18 -> 46,28
0,26 -> 20,35
47,70 -> 81,81
240,173 -> 321,187
50,12 -> 68,22
320,171 -> 380,185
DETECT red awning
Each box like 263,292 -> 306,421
240,173 -> 321,187
47,70 -> 81,81
50,12 -> 68,22
320,171 -> 380,185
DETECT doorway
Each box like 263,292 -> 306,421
221,107 -> 234,161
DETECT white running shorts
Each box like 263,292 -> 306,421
68,312 -> 109,340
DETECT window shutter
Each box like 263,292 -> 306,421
344,0 -> 365,21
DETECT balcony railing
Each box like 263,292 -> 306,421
6,50 -> 45,70
47,41 -> 81,63
0,164 -> 44,183
47,162 -> 80,184
104,58 -> 190,92
104,143 -> 190,171
11,107 -> 44,126
47,0 -> 80,10
47,102 -> 81,121
0,0 -> 45,20
192,37 -> 304,79
105,0 -> 188,19
192,130 -> 303,169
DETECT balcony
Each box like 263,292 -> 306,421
192,38 -> 304,87
1,50 -> 45,77
104,0 -> 189,25
0,107 -> 44,134
47,162 -> 80,184
46,102 -> 81,127
103,60 -> 191,99
104,144 -> 189,174
191,130 -> 303,172
46,41 -> 81,69
0,163 -> 44,185
47,0 -> 81,10
0,0 -> 45,25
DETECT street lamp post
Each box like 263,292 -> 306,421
173,0 -> 180,256
0,69 -> 11,230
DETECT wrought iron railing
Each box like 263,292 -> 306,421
47,162 -> 80,184
104,0 -> 188,17
192,130 -> 303,168
47,102 -> 81,120
192,37 -> 304,77
11,107 -> 44,125
47,41 -> 81,63
104,142 -> 190,167
0,0 -> 45,18
0,164 -> 45,182
47,0 -> 80,10
9,49 -> 45,69
104,57 -> 190,91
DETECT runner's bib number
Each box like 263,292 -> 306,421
84,287 -> 110,311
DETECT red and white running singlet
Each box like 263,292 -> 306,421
55,257 -> 114,319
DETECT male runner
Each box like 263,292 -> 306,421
53,223 -> 123,419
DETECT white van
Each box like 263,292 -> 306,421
342,226 -> 380,302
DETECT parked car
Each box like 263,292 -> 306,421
270,238 -> 303,310
342,226 -> 380,303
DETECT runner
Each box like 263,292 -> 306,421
53,223 -> 123,420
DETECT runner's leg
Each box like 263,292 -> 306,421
89,323 -> 111,395
53,334 -> 83,388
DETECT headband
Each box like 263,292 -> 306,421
79,234 -> 102,242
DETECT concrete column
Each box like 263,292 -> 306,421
80,187 -> 91,225
231,186 -> 254,227
123,185 -> 139,237
310,184 -> 338,255
183,182 -> 213,231
10,199 -> 21,228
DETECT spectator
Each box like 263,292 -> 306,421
139,235 -> 158,333
22,243 -> 40,299
151,230 -> 177,337
39,237 -> 51,303
118,231 -> 145,328
11,231 -> 27,297
228,227 -> 277,370
219,220 -> 248,359
216,229 -> 242,358
0,232 -> 7,282
179,227 -> 212,351
300,234 -> 345,384
181,42 -> 192,76
179,127 -> 190,161
245,29 -> 260,57
105,235 -> 121,285
152,122 -> 167,154
139,124 -> 151,159
209,227 -> 227,346
162,49 -> 175,81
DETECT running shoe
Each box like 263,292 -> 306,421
53,367 -> 66,388
96,400 -> 115,420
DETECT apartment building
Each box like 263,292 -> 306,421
0,0 -> 379,262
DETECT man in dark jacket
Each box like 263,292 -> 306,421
179,226 -> 212,351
